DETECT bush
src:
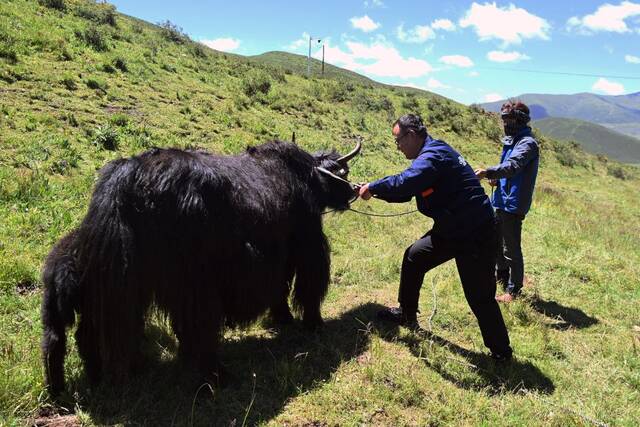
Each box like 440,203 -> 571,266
38,0 -> 65,11
401,94 -> 420,112
60,75 -> 77,90
242,70 -> 271,97
159,20 -> 188,44
113,57 -> 128,72
101,62 -> 116,73
93,124 -> 119,150
110,113 -> 129,127
83,26 -> 109,51
607,165 -> 629,180
75,2 -> 117,27
86,77 -> 107,92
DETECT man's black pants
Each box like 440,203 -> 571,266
398,221 -> 512,355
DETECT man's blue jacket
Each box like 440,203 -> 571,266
486,127 -> 539,216
368,136 -> 494,240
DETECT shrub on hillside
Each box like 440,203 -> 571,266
241,70 -> 271,98
85,77 -> 107,92
553,141 -> 586,168
82,26 -> 109,51
75,2 -> 117,26
401,94 -> 420,112
159,20 -> 188,44
113,56 -> 128,72
38,0 -> 65,11
60,74 -> 77,90
93,124 -> 119,150
607,165 -> 630,180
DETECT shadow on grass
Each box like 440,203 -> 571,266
58,302 -> 385,426
529,296 -> 599,330
376,322 -> 555,395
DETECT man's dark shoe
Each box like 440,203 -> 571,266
377,306 -> 419,329
490,350 -> 513,363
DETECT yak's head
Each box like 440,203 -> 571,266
312,138 -> 362,211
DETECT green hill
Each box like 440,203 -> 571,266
532,117 -> 640,164
1,1 -> 639,426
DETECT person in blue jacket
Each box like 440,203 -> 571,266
475,101 -> 539,303
359,114 -> 512,361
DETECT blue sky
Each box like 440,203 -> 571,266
110,1 -> 640,105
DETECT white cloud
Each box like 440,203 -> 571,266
469,71 -> 480,77
626,54 -> 640,63
568,1 -> 640,33
431,19 -> 456,31
427,78 -> 450,89
592,77 -> 625,95
487,50 -> 531,62
459,2 -> 550,45
484,93 -> 504,102
364,0 -> 384,7
312,38 -> 433,79
199,38 -> 240,52
439,55 -> 474,67
350,15 -> 381,32
286,32 -> 310,51
396,23 -> 435,43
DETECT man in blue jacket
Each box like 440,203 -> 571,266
475,101 -> 539,303
359,114 -> 512,361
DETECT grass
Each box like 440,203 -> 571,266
1,0 -> 639,425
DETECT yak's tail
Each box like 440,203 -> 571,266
41,230 -> 80,396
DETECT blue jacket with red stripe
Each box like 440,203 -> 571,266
368,136 -> 494,240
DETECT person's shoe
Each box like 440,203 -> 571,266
496,292 -> 516,303
377,306 -> 419,329
490,350 -> 513,363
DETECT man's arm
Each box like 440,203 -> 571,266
485,138 -> 538,180
367,156 -> 438,200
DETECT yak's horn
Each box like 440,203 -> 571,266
337,139 -> 362,164
292,132 -> 296,144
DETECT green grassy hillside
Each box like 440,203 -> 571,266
532,117 -> 640,164
1,1 -> 639,426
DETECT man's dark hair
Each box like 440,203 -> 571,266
500,100 -> 530,124
394,114 -> 428,138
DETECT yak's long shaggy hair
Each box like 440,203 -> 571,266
41,140 -> 358,395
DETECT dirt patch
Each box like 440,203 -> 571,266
15,279 -> 39,296
30,407 -> 80,427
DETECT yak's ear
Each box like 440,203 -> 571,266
291,132 -> 296,144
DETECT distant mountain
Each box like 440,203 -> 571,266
532,117 -> 640,164
480,92 -> 640,138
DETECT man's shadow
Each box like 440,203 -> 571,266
377,322 -> 555,395
61,302 -> 385,426
528,295 -> 598,330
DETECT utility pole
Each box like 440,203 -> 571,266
307,36 -> 322,77
322,44 -> 325,76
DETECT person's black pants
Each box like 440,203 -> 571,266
495,209 -> 525,295
398,221 -> 512,355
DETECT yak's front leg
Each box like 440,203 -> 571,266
291,216 -> 330,330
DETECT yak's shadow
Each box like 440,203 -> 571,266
62,302 -> 384,426
528,296 -> 599,330
376,322 -> 555,395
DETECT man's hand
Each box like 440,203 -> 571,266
358,183 -> 372,201
475,168 -> 487,180
488,179 -> 498,187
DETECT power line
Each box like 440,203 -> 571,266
478,66 -> 640,81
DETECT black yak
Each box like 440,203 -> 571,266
41,139 -> 361,395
